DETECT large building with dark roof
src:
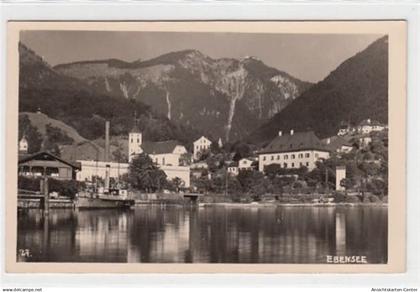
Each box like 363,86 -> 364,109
18,151 -> 80,180
258,130 -> 330,172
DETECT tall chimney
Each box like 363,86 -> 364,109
104,121 -> 110,193
290,129 -> 294,135
278,130 -> 282,136
105,121 -> 110,162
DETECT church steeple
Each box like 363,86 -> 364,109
19,134 -> 28,154
128,111 -> 142,162
131,110 -> 141,133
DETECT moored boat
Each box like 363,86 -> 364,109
75,188 -> 135,209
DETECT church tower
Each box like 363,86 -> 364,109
19,135 -> 28,154
128,112 -> 142,162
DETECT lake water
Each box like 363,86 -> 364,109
17,205 -> 387,263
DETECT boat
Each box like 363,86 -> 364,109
74,120 -> 135,209
75,188 -> 135,209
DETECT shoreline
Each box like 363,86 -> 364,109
198,202 -> 388,208
134,201 -> 388,208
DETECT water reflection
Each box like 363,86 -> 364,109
17,205 -> 387,263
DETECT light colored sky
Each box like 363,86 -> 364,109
20,31 -> 382,83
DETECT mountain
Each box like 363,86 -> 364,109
20,112 -> 87,144
19,43 -> 200,147
248,36 -> 388,144
54,50 -> 311,142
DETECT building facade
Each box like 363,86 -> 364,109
18,151 -> 79,180
193,136 -> 212,160
357,119 -> 386,134
128,125 -> 143,162
258,130 -> 330,172
19,136 -> 28,154
76,160 -> 129,182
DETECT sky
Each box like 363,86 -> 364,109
20,31 -> 382,83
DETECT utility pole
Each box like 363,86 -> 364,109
325,167 -> 329,194
41,175 -> 49,214
225,166 -> 228,197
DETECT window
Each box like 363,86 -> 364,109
283,163 -> 287,168
299,162 -> 303,167
270,156 -> 273,160
162,157 -> 165,165
298,154 -> 303,158
277,155 -> 280,160
306,162 -> 309,167
284,155 -> 288,160
291,154 -> 295,159
131,138 -> 133,143
263,156 -> 266,161
137,138 -> 140,143
291,162 -> 295,167
305,153 -> 310,158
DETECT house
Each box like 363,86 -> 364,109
193,136 -> 212,160
358,135 -> 372,148
238,157 -> 258,170
258,130 -> 330,172
141,140 -> 188,167
227,161 -> 239,176
357,119 -> 386,134
322,136 -> 353,153
18,151 -> 80,180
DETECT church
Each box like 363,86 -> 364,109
128,119 -> 191,187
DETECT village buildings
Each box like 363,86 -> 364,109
193,136 -> 212,161
357,118 -> 386,134
322,136 -> 353,153
258,130 -> 330,172
127,124 -> 191,187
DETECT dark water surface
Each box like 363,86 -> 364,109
17,205 -> 387,263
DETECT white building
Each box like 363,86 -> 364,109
357,119 -> 386,135
139,140 -> 190,187
258,130 -> 330,172
19,135 -> 28,154
140,141 -> 187,167
76,160 -> 129,182
128,123 -> 142,162
322,136 -> 353,154
193,136 -> 212,160
238,157 -> 257,170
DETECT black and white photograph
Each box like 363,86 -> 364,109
7,21 -> 406,271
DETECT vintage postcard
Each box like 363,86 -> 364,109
6,21 -> 406,273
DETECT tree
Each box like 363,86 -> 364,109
264,163 -> 282,179
128,153 -> 167,193
171,177 -> 185,193
231,142 -> 252,161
